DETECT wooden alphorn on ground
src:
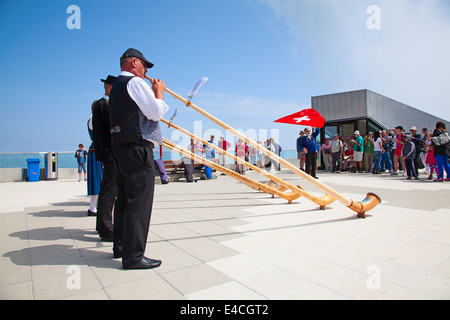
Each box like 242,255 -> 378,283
161,118 -> 335,209
162,138 -> 302,203
163,87 -> 381,218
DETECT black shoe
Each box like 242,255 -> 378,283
87,210 -> 97,216
123,256 -> 162,270
113,251 -> 122,259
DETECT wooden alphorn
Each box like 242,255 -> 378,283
162,138 -> 302,202
162,87 -> 381,218
160,118 -> 335,208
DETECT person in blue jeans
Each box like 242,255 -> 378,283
380,130 -> 393,172
372,131 -> 384,174
402,134 -> 419,180
432,121 -> 450,182
75,144 -> 88,181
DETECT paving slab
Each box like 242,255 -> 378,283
1,170 -> 449,300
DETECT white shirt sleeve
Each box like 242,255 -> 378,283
127,76 -> 169,121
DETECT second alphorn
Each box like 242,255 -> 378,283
163,87 -> 381,218
162,138 -> 302,202
161,118 -> 335,209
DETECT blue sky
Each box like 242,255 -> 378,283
1,0 -> 449,152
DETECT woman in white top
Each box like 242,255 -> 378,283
372,131 -> 385,174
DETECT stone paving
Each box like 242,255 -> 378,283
1,168 -> 449,300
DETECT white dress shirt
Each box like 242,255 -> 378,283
120,71 -> 169,121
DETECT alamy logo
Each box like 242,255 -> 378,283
367,5 -> 381,30
366,265 -> 381,290
66,5 -> 81,30
66,265 -> 81,289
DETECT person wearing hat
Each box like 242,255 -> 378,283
92,75 -> 117,242
109,48 -> 169,269
351,130 -> 364,173
330,134 -> 343,173
299,127 -> 320,178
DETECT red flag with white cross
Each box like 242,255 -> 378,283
274,109 -> 326,128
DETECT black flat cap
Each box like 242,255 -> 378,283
120,48 -> 154,69
101,75 -> 117,85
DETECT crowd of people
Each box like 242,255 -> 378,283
186,135 -> 283,176
296,121 -> 450,182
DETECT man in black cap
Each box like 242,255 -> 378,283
109,48 -> 169,269
92,75 -> 117,242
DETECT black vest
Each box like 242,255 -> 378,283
109,75 -> 162,147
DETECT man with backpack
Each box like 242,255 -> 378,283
75,143 -> 88,181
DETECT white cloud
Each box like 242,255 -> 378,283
257,0 -> 450,122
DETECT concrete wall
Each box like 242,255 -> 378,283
0,168 -> 78,183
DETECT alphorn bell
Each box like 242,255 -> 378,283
160,118 -> 335,208
161,86 -> 381,218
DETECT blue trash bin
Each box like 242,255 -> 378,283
27,158 -> 40,182
204,166 -> 212,179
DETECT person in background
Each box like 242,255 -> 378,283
380,130 -> 393,173
204,135 -> 217,163
235,138 -> 248,174
363,132 -> 374,173
192,139 -> 204,157
92,75 -> 117,241
409,126 -> 424,177
392,126 -> 406,176
218,135 -> 231,172
425,134 -> 439,180
402,134 -> 419,180
421,127 -> 429,174
330,134 -> 343,173
75,144 -> 88,182
297,131 -> 305,170
270,138 -> 281,171
248,143 -> 257,166
342,142 -> 354,171
431,121 -> 450,182
87,101 -> 103,217
351,131 -> 364,173
320,138 -> 332,171
299,127 -> 320,179
372,131 -> 384,174
256,141 -> 265,168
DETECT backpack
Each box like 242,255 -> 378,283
75,149 -> 86,164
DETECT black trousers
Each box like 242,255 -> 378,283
112,143 -> 156,266
405,158 -> 418,178
305,151 -> 317,177
96,161 -> 117,238
331,152 -> 341,171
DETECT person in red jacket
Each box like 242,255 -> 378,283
218,135 -> 231,171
